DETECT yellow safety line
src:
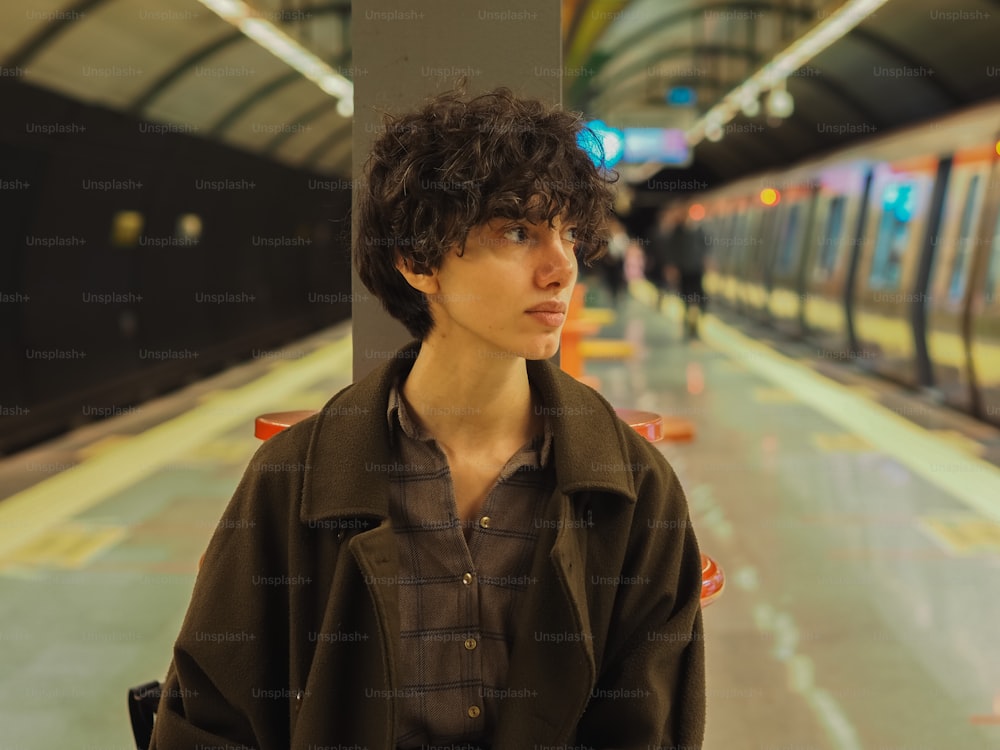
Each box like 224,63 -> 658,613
0,335 -> 352,561
699,315 -> 1000,524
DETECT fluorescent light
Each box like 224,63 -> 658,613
687,0 -> 893,146
197,0 -> 353,117
199,0 -> 246,22
336,97 -> 354,118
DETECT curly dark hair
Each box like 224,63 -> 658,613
355,87 -> 617,339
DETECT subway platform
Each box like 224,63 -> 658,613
1,283 -> 999,750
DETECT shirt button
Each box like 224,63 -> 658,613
467,705 -> 481,718
462,572 -> 474,585
479,516 -> 491,529
464,637 -> 477,650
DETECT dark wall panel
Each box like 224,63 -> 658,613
0,81 -> 352,453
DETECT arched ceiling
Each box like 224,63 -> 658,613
564,0 -> 1000,199
3,0 -> 1000,187
0,0 -> 353,175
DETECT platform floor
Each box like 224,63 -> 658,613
1,281 -> 999,750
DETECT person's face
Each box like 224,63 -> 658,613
422,214 -> 579,361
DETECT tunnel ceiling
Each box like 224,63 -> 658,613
0,0 -> 353,175
3,0 -> 1000,187
565,0 -> 1000,200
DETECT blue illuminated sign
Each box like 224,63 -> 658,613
580,120 -> 625,168
622,128 -> 688,164
581,122 -> 689,166
667,87 -> 696,106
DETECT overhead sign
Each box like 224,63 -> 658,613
622,128 -> 689,165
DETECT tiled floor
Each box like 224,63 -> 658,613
2,288 -> 999,749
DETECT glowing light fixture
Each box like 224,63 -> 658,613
198,0 -> 353,114
705,120 -> 724,142
740,86 -> 761,118
766,80 -> 794,119
688,0 -> 891,146
760,188 -> 781,206
336,98 -> 354,118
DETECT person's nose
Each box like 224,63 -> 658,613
535,227 -> 576,288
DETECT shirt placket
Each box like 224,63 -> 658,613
460,566 -> 484,728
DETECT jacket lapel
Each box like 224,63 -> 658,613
346,521 -> 402,745
493,488 -> 596,748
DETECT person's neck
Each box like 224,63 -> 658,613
400,337 -> 541,459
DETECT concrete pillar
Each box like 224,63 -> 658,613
351,0 -> 561,380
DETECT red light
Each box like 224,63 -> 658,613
688,203 -> 706,221
760,188 -> 780,206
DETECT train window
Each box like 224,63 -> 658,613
985,209 -> 1000,306
176,214 -> 203,246
745,209 -> 763,252
775,204 -> 801,273
869,182 -> 916,291
731,211 -> 746,243
948,175 -> 980,303
723,211 -> 746,271
110,210 -> 144,248
816,196 -> 846,280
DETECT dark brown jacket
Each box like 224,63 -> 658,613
149,344 -> 705,749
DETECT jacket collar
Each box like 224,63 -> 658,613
300,340 -> 639,523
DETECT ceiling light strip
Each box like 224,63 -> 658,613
687,0 -> 892,145
198,0 -> 353,115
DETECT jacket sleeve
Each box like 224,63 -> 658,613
149,438 -> 301,750
575,442 -> 707,749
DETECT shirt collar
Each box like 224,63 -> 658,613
300,341 -> 637,524
386,377 -> 553,470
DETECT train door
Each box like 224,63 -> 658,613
804,164 -> 878,358
852,158 -> 939,386
710,205 -> 736,304
926,147 -> 992,412
722,205 -> 750,305
734,206 -> 764,314
769,186 -> 818,336
745,197 -> 782,320
703,204 -> 731,302
969,147 -> 1000,426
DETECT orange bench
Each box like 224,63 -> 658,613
559,285 -> 634,387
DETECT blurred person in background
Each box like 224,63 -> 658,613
597,216 -> 629,306
646,206 -> 681,312
673,212 -> 709,340
651,206 -> 708,340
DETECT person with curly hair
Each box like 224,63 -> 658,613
149,88 -> 705,750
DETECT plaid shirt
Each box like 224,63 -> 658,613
386,384 -> 554,749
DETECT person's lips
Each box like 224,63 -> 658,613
526,301 -> 567,327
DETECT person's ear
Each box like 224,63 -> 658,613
395,254 -> 439,295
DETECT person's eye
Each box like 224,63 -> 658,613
563,226 -> 579,243
502,225 -> 529,243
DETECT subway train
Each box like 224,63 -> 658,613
0,81 -> 353,455
689,98 -> 1000,428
